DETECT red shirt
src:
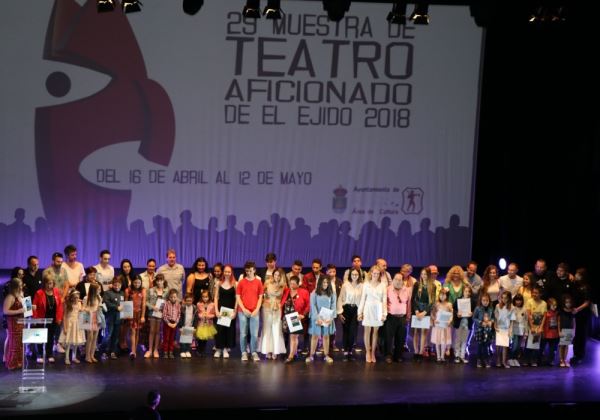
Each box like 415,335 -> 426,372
543,309 -> 559,339
236,277 -> 264,312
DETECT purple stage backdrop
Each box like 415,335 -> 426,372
0,1 -> 482,268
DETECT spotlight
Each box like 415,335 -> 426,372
387,1 -> 407,25
243,0 -> 261,19
183,0 -> 204,16
323,0 -> 351,22
97,0 -> 115,13
122,0 -> 142,14
263,0 -> 282,20
498,258 -> 507,271
410,3 -> 429,25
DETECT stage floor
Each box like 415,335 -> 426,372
1,339 -> 600,419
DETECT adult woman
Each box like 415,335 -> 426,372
214,265 -> 237,358
259,268 -> 286,359
358,266 -> 387,363
3,278 -> 26,369
186,257 -> 213,304
33,275 -> 64,363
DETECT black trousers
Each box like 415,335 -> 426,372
573,312 -> 590,360
37,322 -> 59,358
341,304 -> 358,352
385,315 -> 407,359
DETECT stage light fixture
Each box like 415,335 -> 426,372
97,0 -> 115,13
387,1 -> 407,25
122,0 -> 142,14
322,0 -> 351,22
410,3 -> 429,25
498,258 -> 507,271
183,0 -> 204,16
243,0 -> 261,19
263,0 -> 282,20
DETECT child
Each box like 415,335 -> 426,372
195,290 -> 217,355
494,291 -> 515,368
473,293 -> 494,368
145,274 -> 166,359
541,297 -> 559,366
126,275 -> 146,359
525,286 -> 547,367
558,295 -> 575,367
59,289 -> 86,365
162,289 -> 181,359
452,284 -> 473,364
509,294 -> 527,367
83,283 -> 102,363
178,293 -> 197,358
102,277 -> 125,359
431,288 -> 453,363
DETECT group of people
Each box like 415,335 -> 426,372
2,245 -> 593,371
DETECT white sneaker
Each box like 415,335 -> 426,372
223,349 -> 230,359
180,352 -> 187,358
214,350 -> 221,358
513,359 -> 520,367
241,352 -> 248,361
252,352 -> 260,362
186,352 -> 192,358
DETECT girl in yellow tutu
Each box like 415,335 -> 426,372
195,290 -> 217,354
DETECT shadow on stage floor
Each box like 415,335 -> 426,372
1,339 -> 600,419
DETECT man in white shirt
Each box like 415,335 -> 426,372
94,249 -> 115,292
157,249 -> 185,299
499,262 -> 523,297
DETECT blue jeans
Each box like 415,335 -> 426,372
510,334 -> 523,359
102,312 -> 121,354
238,312 -> 259,354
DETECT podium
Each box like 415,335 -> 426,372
17,317 -> 53,393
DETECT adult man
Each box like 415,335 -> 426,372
61,244 -> 85,296
42,253 -> 68,296
157,249 -> 185,299
376,258 -> 393,285
23,255 -> 43,297
257,252 -> 277,284
286,259 -> 303,286
464,261 -> 483,302
499,262 -> 523,297
94,249 -> 115,292
343,255 -> 367,283
531,259 -> 559,300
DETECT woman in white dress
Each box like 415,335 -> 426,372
259,269 -> 286,358
358,265 -> 387,363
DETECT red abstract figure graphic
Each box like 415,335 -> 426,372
35,0 -> 175,238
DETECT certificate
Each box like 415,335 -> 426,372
495,330 -> 509,347
411,315 -> 431,329
435,311 -> 451,328
559,328 -> 574,346
79,311 -> 92,330
151,298 -> 165,318
285,311 -> 304,333
513,322 -> 524,336
180,326 -> 195,344
120,301 -> 133,319
217,306 -> 234,327
22,296 -> 33,318
23,328 -> 48,344
318,307 -> 334,322
526,333 -> 541,350
457,298 -> 471,317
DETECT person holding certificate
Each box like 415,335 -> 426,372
494,291 -> 515,368
306,276 -> 337,363
452,285 -> 473,364
214,265 -> 237,359
410,268 -> 435,362
145,274 -> 166,359
431,288 -> 453,363
473,293 -> 495,368
3,278 -> 25,370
